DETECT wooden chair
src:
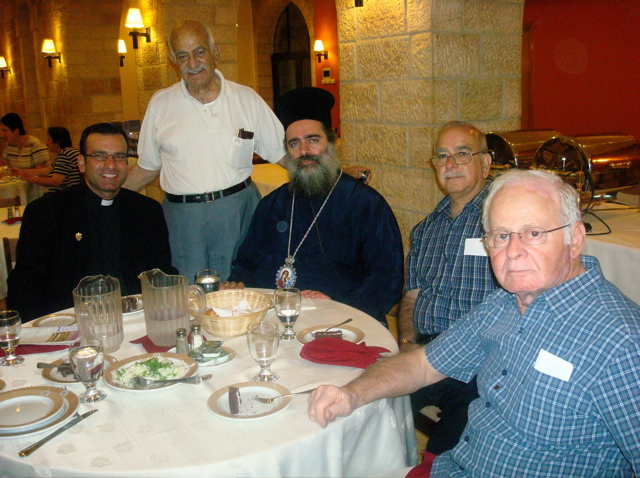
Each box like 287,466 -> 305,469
3,237 -> 18,275
0,196 -> 21,208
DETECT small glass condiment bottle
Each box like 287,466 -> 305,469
175,328 -> 188,354
7,207 -> 13,219
189,324 -> 203,350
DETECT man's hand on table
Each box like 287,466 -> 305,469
301,290 -> 330,300
220,281 -> 245,290
308,384 -> 359,428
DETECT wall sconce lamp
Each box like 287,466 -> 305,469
118,40 -> 127,67
0,57 -> 10,78
126,8 -> 151,49
355,0 -> 364,6
41,39 -> 62,67
314,40 -> 328,63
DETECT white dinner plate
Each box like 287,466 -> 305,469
0,387 -> 79,437
0,379 -> 5,392
31,313 -> 77,328
103,353 -> 198,392
42,355 -> 117,384
296,325 -> 365,345
122,294 -> 144,316
0,388 -> 65,431
208,382 -> 291,421
194,347 -> 236,368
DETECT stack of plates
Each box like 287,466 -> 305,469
0,386 -> 79,438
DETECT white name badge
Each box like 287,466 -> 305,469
464,238 -> 488,257
534,349 -> 574,382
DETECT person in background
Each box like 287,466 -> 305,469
226,88 -> 403,325
14,126 -> 81,195
8,123 -> 176,322
308,169 -> 640,478
398,121 -> 497,454
0,112 -> 49,202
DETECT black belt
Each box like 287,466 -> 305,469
165,178 -> 252,203
417,333 -> 440,345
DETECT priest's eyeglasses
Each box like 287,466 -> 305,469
85,152 -> 128,162
483,225 -> 570,248
430,151 -> 485,167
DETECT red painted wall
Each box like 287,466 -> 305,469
313,0 -> 340,136
524,0 -> 640,141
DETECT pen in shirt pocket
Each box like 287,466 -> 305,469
237,128 -> 254,139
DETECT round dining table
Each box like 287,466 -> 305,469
0,291 -> 417,477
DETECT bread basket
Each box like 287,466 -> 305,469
199,290 -> 272,337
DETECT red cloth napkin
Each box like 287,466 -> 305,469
300,337 -> 389,369
0,344 -> 68,356
130,335 -> 173,353
2,217 -> 22,225
406,451 -> 437,477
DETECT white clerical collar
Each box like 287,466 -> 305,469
101,199 -> 113,206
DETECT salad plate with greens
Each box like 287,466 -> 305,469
103,353 -> 198,392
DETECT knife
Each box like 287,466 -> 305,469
19,409 -> 98,457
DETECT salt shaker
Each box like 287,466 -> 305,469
175,328 -> 188,354
13,205 -> 19,217
7,207 -> 13,219
189,324 -> 203,350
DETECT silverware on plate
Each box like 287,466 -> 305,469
132,373 -> 212,390
18,409 -> 98,457
252,388 -> 316,404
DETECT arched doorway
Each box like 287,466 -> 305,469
271,3 -> 311,102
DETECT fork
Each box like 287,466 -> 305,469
252,388 -> 316,404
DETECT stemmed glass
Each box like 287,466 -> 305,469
274,288 -> 301,341
0,310 -> 24,366
246,322 -> 279,382
69,338 -> 107,402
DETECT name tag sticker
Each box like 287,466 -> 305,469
534,349 -> 573,382
464,238 -> 488,257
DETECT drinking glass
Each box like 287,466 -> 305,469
246,322 -> 279,382
194,269 -> 220,294
69,338 -> 107,403
274,288 -> 301,341
0,310 -> 24,366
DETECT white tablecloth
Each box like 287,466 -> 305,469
0,205 -> 24,298
251,163 -> 289,197
0,293 -> 417,477
0,178 -> 28,206
583,206 -> 640,304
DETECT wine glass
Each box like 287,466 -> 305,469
274,288 -> 301,341
194,269 -> 220,294
246,321 -> 279,382
0,310 -> 24,366
69,338 -> 107,402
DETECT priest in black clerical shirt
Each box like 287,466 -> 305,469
227,88 -> 404,325
7,123 -> 176,322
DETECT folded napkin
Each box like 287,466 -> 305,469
130,335 -> 173,354
300,337 -> 389,369
211,298 -> 261,317
2,217 -> 22,225
1,344 -> 68,356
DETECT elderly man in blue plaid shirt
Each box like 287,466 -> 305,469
398,121 -> 498,453
309,169 -> 640,478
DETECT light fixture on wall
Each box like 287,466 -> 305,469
41,39 -> 61,67
118,40 -> 127,67
126,8 -> 151,49
0,57 -> 10,78
314,40 -> 328,63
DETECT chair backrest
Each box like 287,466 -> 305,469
3,237 -> 18,274
0,196 -> 21,208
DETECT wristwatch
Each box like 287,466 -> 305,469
399,339 -> 414,345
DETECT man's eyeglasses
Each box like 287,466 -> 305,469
483,224 -> 570,249
430,151 -> 485,167
85,152 -> 128,162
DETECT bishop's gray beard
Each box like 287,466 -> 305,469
287,144 -> 341,197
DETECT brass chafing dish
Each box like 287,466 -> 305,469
486,130 -> 561,171
532,134 -> 640,196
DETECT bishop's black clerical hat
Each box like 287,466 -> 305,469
275,87 -> 335,132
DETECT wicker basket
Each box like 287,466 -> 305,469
199,290 -> 272,337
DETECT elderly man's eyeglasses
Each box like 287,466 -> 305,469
483,224 -> 570,248
430,151 -> 485,167
85,152 -> 128,162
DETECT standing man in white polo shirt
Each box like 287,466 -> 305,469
125,20 -> 287,282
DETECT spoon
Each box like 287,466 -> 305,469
322,318 -> 352,332
132,374 -> 212,390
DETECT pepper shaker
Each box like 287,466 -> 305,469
7,207 -> 13,220
175,328 -> 188,354
13,205 -> 19,217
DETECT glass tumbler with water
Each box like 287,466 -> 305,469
73,275 -> 124,353
274,288 -> 301,341
194,269 -> 220,294
0,310 -> 24,366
